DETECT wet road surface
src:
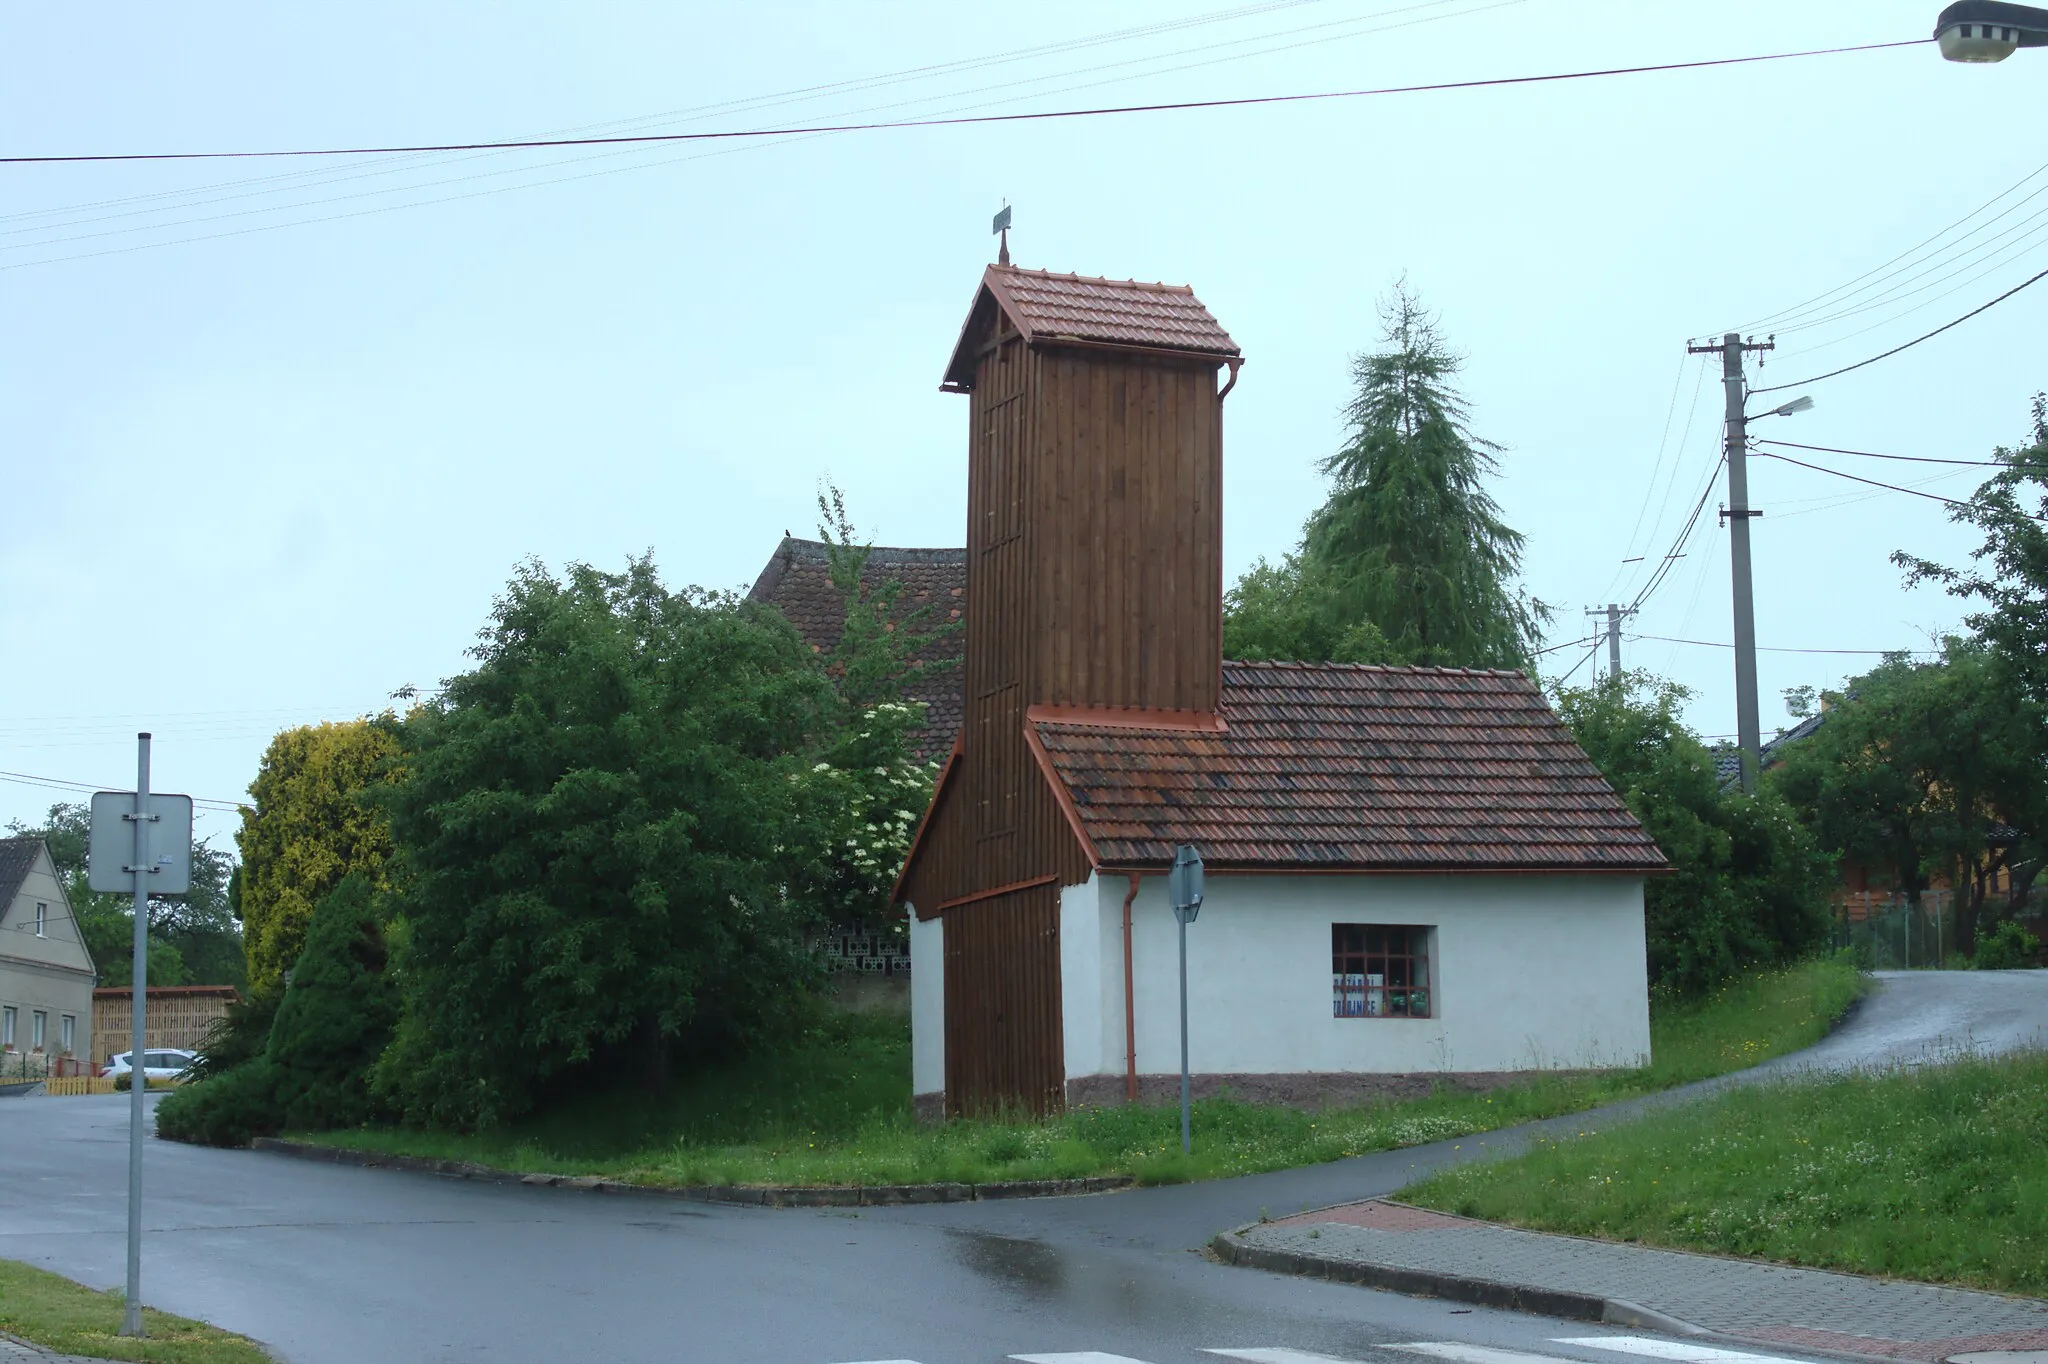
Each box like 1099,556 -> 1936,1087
0,970 -> 2038,1364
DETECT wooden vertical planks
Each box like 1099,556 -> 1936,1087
904,281 -> 1235,1114
942,880 -> 1063,1116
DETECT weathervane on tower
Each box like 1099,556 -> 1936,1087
993,202 -> 1011,266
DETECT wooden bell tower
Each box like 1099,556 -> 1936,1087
899,262 -> 1241,1115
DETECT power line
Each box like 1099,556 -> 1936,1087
1742,154 -> 2048,334
0,1 -> 1534,270
1751,449 -> 2048,520
1627,633 -> 1939,656
1,39 -> 1924,165
1754,438 -> 2001,468
1751,263 -> 2048,395
0,769 -> 243,812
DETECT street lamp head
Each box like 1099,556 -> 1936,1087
1934,2 -> 2048,61
1770,395 -> 1815,418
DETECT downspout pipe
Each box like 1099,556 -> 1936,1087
1123,872 -> 1141,1103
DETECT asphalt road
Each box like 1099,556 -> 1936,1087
1,969 -> 2040,1364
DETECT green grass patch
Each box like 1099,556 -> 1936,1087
1402,1049 -> 2048,1295
296,956 -> 1867,1190
0,1259 -> 271,1363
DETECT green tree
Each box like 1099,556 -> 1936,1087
1897,394 -> 2048,703
1222,554 -> 1398,664
1247,281 -> 1547,668
1767,641 -> 2048,951
3,802 -> 248,987
237,719 -> 399,993
814,484 -> 962,714
156,873 -> 398,1145
374,555 -> 836,1128
1555,676 -> 1834,993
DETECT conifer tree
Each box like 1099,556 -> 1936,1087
1279,282 -> 1547,668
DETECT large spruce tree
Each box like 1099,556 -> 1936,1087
1227,282 -> 1546,669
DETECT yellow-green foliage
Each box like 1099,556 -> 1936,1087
236,720 -> 398,992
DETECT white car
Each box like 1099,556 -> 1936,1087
103,1048 -> 198,1081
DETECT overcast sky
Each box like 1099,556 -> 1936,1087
5,1 -> 2042,848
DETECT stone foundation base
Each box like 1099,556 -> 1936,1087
914,1070 -> 1595,1121
1064,1069 -> 1592,1111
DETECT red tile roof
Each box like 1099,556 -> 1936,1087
1028,661 -> 1667,873
747,537 -> 965,762
944,265 -> 1239,390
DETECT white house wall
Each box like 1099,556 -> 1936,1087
908,909 -> 945,1098
1086,872 -> 1649,1081
1057,874 -> 1102,1082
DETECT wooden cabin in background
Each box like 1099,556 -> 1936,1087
894,263 -> 1665,1119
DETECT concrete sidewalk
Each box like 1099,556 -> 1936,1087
0,1335 -> 115,1363
1217,1200 -> 2048,1363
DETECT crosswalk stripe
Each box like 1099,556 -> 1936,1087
1389,1344 -> 1578,1364
1205,1350 -> 1361,1363
1010,1354 -> 1160,1363
1553,1337 -> 1816,1364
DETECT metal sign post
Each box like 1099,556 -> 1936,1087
1168,844 -> 1204,1156
88,737 -> 191,1340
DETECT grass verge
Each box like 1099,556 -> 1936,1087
295,955 -> 1866,1190
1401,1049 -> 2048,1296
0,1259 -> 271,1363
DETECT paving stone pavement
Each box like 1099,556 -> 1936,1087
1236,1200 -> 2048,1362
0,1335 -> 109,1363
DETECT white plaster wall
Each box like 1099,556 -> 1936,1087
1058,874 -> 1102,1081
908,910 -> 945,1097
1075,872 -> 1649,1080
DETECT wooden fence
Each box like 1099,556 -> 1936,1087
91,986 -> 238,1069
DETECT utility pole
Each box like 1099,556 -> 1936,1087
1583,603 -> 1634,682
1688,331 -> 1774,793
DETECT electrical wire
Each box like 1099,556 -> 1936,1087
1750,263 -> 2048,395
0,0 -> 1345,232
1,38 -> 1925,165
1628,633 -> 1938,656
1754,438 -> 2001,468
3,0 -> 1528,270
1751,449 -> 2048,520
0,769 -> 243,812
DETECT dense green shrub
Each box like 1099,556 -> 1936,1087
1975,920 -> 2042,969
153,1058 -> 283,1147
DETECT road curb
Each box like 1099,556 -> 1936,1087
247,1138 -> 1134,1207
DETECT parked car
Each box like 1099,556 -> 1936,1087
102,1049 -> 199,1081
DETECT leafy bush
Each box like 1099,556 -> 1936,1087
154,1058 -> 283,1147
186,987 -> 281,1082
1553,676 -> 1834,993
372,557 -> 836,1129
1975,920 -> 2042,969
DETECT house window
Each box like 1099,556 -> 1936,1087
1,1006 -> 13,1049
34,902 -> 46,937
60,1015 -> 75,1056
1333,924 -> 1432,1018
31,1011 -> 46,1052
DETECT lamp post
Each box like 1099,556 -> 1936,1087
1933,2 -> 2048,60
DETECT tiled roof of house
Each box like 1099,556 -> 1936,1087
746,537 -> 966,763
944,265 -> 1239,389
0,837 -> 42,917
1029,661 -> 1667,872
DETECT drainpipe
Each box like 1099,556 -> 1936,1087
1123,873 -> 1141,1102
1217,357 -> 1242,402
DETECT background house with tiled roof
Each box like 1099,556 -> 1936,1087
892,261 -> 1662,1118
747,536 -> 966,763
